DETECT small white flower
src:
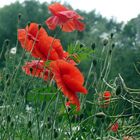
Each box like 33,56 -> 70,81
26,105 -> 32,112
10,47 -> 17,54
99,32 -> 109,39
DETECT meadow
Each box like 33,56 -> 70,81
0,1 -> 140,140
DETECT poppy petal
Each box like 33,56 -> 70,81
48,2 -> 68,15
46,16 -> 59,30
62,75 -> 87,94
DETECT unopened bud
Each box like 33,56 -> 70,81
6,73 -> 10,80
112,43 -> 115,48
47,117 -> 51,129
29,68 -> 33,73
18,13 -> 22,20
110,33 -> 114,39
48,117 -> 51,122
27,22 -> 31,27
80,43 -> 84,48
38,24 -> 42,30
93,59 -> 97,66
116,86 -> 121,95
27,121 -> 32,128
103,39 -> 108,46
54,129 -> 58,138
7,115 -> 11,123
67,107 -> 71,112
5,39 -> 10,46
91,43 -> 96,50
109,50 -> 112,55
10,121 -> 14,127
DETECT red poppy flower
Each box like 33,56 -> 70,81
99,91 -> 111,108
111,122 -> 119,132
46,3 -> 85,32
103,91 -> 111,101
50,60 -> 87,111
18,23 -> 64,61
22,60 -> 50,80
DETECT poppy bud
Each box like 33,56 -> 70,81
109,50 -> 112,55
47,117 -> 51,129
18,13 -> 22,20
80,43 -> 84,48
48,117 -> 51,122
27,121 -> 32,128
110,122 -> 119,132
7,115 -> 11,123
93,59 -> 97,66
27,22 -> 31,27
67,106 -> 71,112
103,39 -> 108,46
29,68 -> 33,73
91,43 -> 96,50
16,101 -> 19,106
116,85 -> 121,95
100,91 -> 111,108
42,124 -> 47,129
10,121 -> 14,127
38,24 -> 42,30
6,73 -> 10,80
54,129 -> 58,138
5,39 -> 10,46
104,91 -> 111,101
112,43 -> 115,48
110,33 -> 114,39
47,123 -> 51,129
95,112 -> 106,119
101,74 -> 103,80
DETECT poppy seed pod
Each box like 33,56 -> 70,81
110,33 -> 114,39
29,68 -> 33,73
18,13 -> 22,20
103,39 -> 108,46
54,129 -> 58,138
5,73 -> 10,80
7,115 -> 11,123
67,106 -> 71,112
112,43 -> 115,48
27,22 -> 31,27
91,43 -> 96,50
93,59 -> 97,66
5,39 -> 10,46
10,121 -> 14,127
116,85 -> 122,95
80,43 -> 84,48
38,24 -> 42,30
27,121 -> 32,128
109,50 -> 112,55
47,117 -> 51,129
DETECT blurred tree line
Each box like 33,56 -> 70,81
0,0 -> 140,88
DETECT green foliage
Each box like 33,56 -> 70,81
0,0 -> 140,139
67,43 -> 94,62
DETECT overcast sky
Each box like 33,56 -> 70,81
0,0 -> 140,23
